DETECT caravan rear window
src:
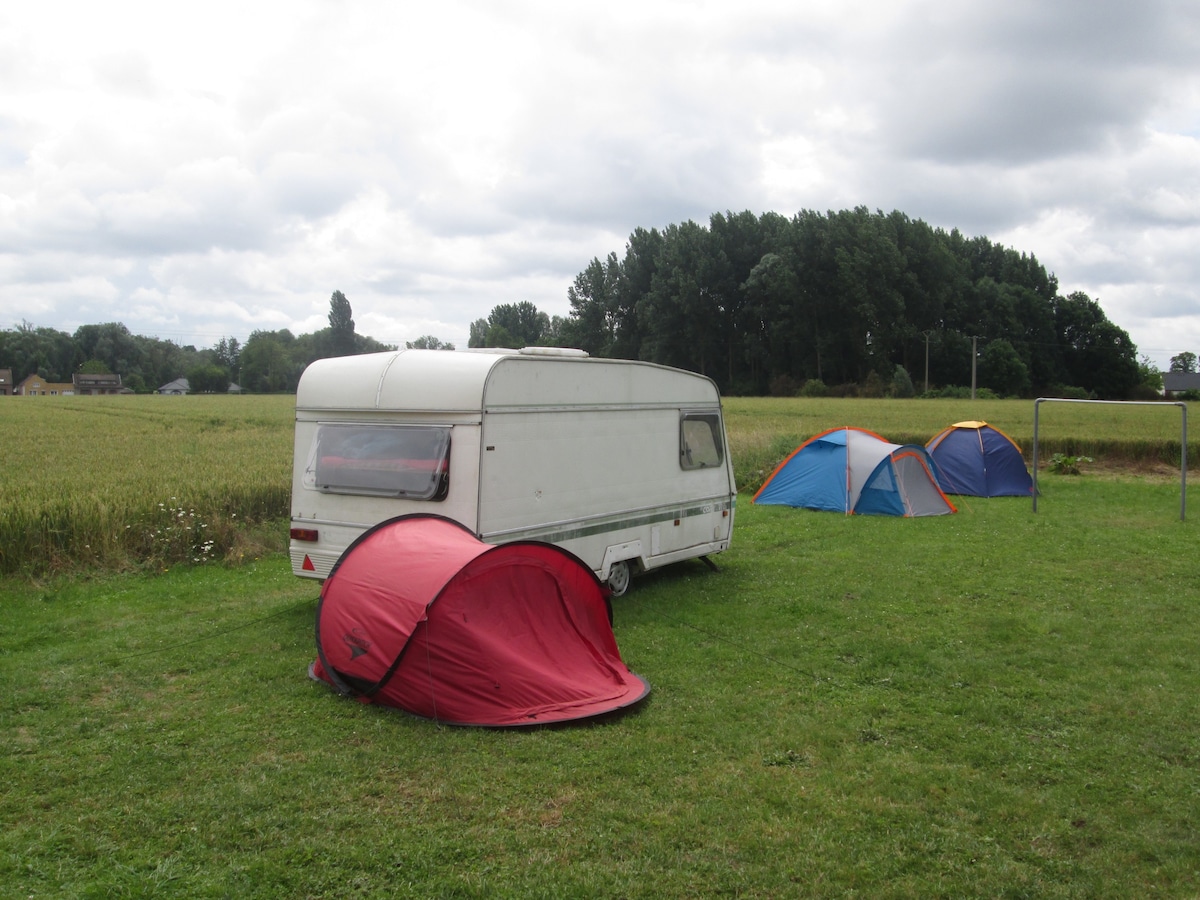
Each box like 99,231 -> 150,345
305,424 -> 451,500
680,413 -> 724,470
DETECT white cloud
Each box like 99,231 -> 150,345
0,0 -> 1198,371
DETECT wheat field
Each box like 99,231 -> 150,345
1,393 -> 1191,576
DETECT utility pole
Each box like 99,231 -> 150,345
923,331 -> 931,394
970,335 -> 978,401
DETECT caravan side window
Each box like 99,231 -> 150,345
680,413 -> 724,470
304,424 -> 451,500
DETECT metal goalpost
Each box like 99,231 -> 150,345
1031,398 -> 1188,520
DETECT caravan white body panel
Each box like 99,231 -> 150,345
289,348 -> 735,591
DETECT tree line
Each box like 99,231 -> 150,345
535,207 -> 1154,399
3,209 -> 1167,399
0,292 -> 397,394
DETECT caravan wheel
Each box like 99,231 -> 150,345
606,560 -> 631,597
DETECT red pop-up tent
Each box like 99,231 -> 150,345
310,514 -> 649,726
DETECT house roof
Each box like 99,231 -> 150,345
157,378 -> 244,394
1163,372 -> 1200,392
73,373 -> 123,387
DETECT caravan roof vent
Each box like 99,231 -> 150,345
517,347 -> 589,358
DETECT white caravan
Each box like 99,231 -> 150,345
289,348 -> 736,595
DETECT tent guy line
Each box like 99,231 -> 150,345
103,595 -> 317,665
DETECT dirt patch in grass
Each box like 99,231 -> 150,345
1044,458 -> 1187,482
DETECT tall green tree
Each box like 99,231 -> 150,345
188,364 -> 231,393
213,337 -> 241,376
1134,355 -> 1163,398
775,210 -> 831,386
707,210 -> 767,389
743,250 -> 801,390
1053,291 -> 1140,398
138,336 -> 195,391
542,315 -> 568,347
239,329 -> 301,393
327,291 -> 356,357
829,208 -> 906,382
468,302 -> 551,348
639,220 -> 722,377
1169,351 -> 1197,373
73,323 -> 144,378
563,254 -> 620,356
406,336 -> 455,350
611,227 -> 662,360
468,319 -> 489,348
979,338 -> 1031,397
489,301 -> 549,347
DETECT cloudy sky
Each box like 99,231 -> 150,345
2,0 -> 1198,368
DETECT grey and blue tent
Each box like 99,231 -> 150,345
753,426 -> 956,516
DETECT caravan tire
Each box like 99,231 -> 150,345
607,560 -> 631,598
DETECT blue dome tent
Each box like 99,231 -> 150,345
753,426 -> 956,517
925,421 -> 1032,497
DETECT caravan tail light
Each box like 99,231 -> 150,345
291,527 -> 319,542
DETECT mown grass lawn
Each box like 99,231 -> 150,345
2,474 -> 1197,898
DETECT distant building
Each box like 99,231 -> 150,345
15,375 -> 74,396
157,378 -> 245,395
72,373 -> 126,395
1162,373 -> 1200,395
0,369 -> 12,396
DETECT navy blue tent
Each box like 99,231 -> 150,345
926,421 -> 1032,497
